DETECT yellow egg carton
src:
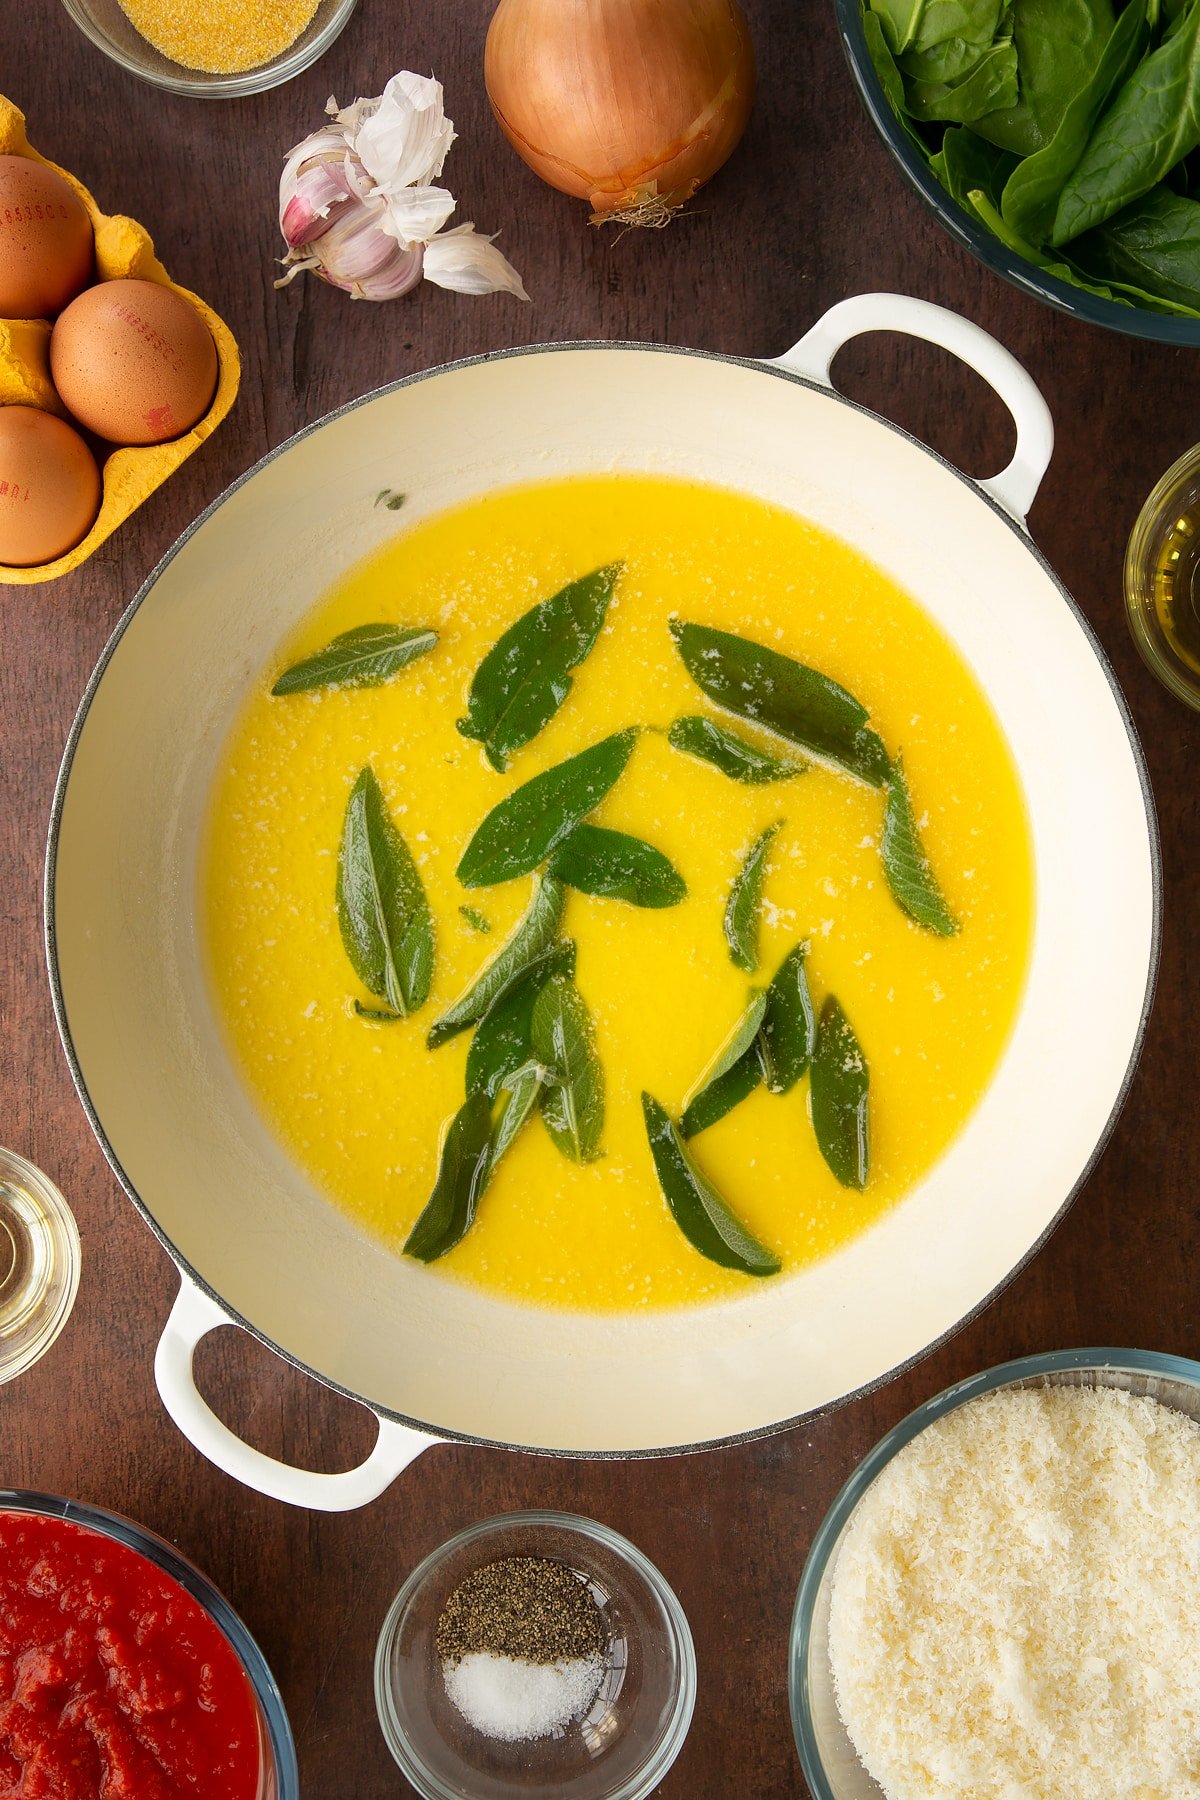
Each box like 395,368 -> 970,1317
0,95 -> 240,584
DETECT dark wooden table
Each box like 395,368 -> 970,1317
2,3 -> 1197,1794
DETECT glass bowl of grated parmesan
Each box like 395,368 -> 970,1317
59,0 -> 356,98
790,1348 -> 1200,1800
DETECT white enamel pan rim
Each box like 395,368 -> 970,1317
44,300 -> 1162,1487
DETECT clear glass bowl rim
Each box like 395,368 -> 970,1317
833,0 -> 1200,348
1123,438 -> 1200,709
374,1508 -> 698,1800
0,1488 -> 299,1797
788,1346 -> 1200,1799
0,1147 -> 82,1380
58,0 -> 357,98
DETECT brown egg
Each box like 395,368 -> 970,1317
0,155 -> 94,318
51,278 -> 218,446
0,405 -> 101,566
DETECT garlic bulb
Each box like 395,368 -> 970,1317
277,73 -> 529,302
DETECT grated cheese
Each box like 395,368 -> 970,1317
828,1385 -> 1200,1800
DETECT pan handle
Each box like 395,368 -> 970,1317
154,1278 -> 439,1511
772,292 -> 1054,528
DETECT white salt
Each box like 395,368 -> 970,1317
443,1650 -> 603,1742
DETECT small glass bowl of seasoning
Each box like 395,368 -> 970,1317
375,1510 -> 696,1800
59,0 -> 356,98
1125,440 -> 1200,710
0,1148 -> 80,1384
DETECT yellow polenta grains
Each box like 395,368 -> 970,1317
116,0 -> 322,74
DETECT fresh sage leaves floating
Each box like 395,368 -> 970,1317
337,767 -> 433,1021
465,941 -> 577,1099
460,906 -> 491,933
725,821 -> 782,974
428,874 -> 564,1048
548,822 -> 686,909
667,715 -> 806,785
457,564 -> 622,771
759,942 -> 816,1094
531,974 -> 605,1163
811,996 -> 870,1191
670,620 -> 890,786
642,1093 -> 781,1277
273,624 -> 437,696
403,1090 -> 493,1262
881,759 -> 960,936
490,1061 -> 548,1165
680,992 -> 767,1139
456,729 -> 639,888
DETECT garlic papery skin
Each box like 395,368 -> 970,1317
276,72 -> 529,303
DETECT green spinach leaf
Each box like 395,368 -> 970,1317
337,768 -> 433,1019
403,1091 -> 493,1262
669,620 -> 890,786
531,975 -> 605,1163
465,941 -> 576,1098
907,39 -> 1019,122
1073,186 -> 1200,307
932,125 -> 1018,207
811,997 -> 871,1190
680,992 -> 768,1139
973,0 -> 1115,157
548,823 -> 686,908
881,759 -> 960,935
642,1093 -> 781,1276
272,624 -> 437,696
457,564 -> 621,771
667,715 -> 806,784
456,729 -> 639,888
725,821 -> 782,974
428,874 -> 564,1047
760,943 -> 817,1094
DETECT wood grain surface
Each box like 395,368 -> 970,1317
1,3 -> 1196,1794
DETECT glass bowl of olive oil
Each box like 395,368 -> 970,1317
0,1149 -> 81,1383
1125,443 -> 1200,710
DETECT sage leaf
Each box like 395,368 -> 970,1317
272,624 -> 437,696
669,620 -> 890,786
548,823 -> 686,908
403,1091 -> 493,1262
725,821 -> 782,974
465,941 -> 577,1098
667,715 -> 806,785
353,1002 -> 404,1023
531,974 -> 605,1163
457,564 -> 622,771
760,943 -> 817,1094
337,767 -> 433,1019
490,1060 -> 547,1164
881,759 -> 960,935
1053,1 -> 1200,244
680,992 -> 768,1139
811,997 -> 870,1190
642,1093 -> 781,1277
456,729 -> 639,888
428,874 -> 564,1048
460,906 -> 492,933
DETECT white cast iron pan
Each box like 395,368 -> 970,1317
47,295 -> 1160,1509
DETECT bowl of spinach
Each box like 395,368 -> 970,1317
840,0 -> 1200,341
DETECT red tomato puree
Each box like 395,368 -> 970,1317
0,1510 -> 261,1799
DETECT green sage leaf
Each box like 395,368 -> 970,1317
680,992 -> 768,1139
811,996 -> 870,1190
760,943 -> 817,1093
457,564 -> 622,771
459,906 -> 492,933
881,758 -> 960,935
428,874 -> 564,1048
337,767 -> 433,1019
490,1061 -> 547,1165
403,1091 -> 493,1262
548,823 -> 686,908
272,624 -> 437,696
531,975 -> 605,1163
456,729 -> 639,888
667,715 -> 806,785
465,941 -> 577,1099
725,821 -> 782,974
642,1092 -> 781,1277
669,620 -> 890,786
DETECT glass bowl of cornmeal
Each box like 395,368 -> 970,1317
60,0 -> 356,98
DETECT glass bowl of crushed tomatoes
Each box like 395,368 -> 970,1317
0,1490 -> 298,1797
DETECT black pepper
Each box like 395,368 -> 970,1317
437,1555 -> 606,1666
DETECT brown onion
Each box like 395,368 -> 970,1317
484,0 -> 756,225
